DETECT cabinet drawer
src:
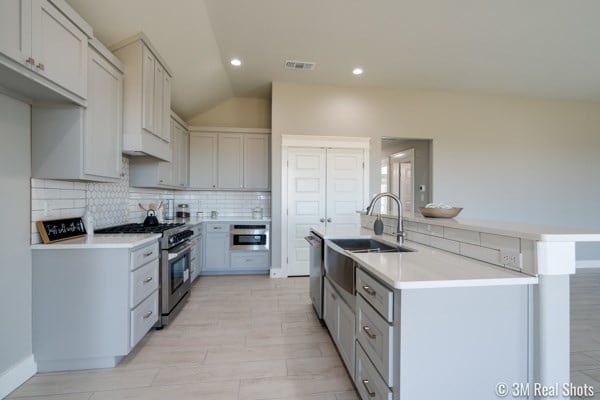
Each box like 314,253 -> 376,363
131,242 -> 159,270
356,268 -> 394,322
130,290 -> 158,348
205,222 -> 230,232
356,343 -> 393,400
230,252 -> 269,269
130,259 -> 159,308
356,295 -> 394,386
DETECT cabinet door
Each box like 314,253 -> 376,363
153,62 -> 164,140
157,119 -> 174,185
189,133 -> 217,189
203,233 -> 229,271
176,124 -> 189,187
323,279 -> 338,339
84,48 -> 122,179
218,133 -> 243,189
31,0 -> 87,99
141,45 -> 155,134
0,0 -> 32,64
162,73 -> 172,143
244,134 -> 270,189
337,296 -> 356,379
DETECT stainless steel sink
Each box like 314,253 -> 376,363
329,238 -> 415,254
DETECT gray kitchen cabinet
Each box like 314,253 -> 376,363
111,33 -> 172,161
0,0 -> 91,104
218,133 -> 244,189
189,128 -> 271,190
32,240 -> 159,372
189,132 -> 218,189
129,112 -> 189,189
202,222 -> 230,272
323,276 -> 355,379
31,38 -> 124,182
352,267 -> 530,400
243,134 -> 270,189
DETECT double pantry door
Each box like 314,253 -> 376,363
286,147 -> 366,276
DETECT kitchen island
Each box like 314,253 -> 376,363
313,215 -> 600,400
313,225 -> 536,399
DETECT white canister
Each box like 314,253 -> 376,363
252,207 -> 263,219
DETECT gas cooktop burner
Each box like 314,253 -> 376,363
95,223 -> 185,234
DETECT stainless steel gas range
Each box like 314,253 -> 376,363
95,222 -> 193,328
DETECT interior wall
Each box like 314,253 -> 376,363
271,82 -> 600,271
186,97 -> 271,128
0,93 -> 34,387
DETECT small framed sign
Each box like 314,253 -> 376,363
36,217 -> 87,244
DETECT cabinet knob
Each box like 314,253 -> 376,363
36,62 -> 45,71
327,218 -> 332,223
26,57 -> 35,66
320,218 -> 326,223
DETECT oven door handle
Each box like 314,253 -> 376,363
168,243 -> 194,260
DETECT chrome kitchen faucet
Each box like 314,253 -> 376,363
366,192 -> 405,243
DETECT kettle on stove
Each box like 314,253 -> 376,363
143,209 -> 159,227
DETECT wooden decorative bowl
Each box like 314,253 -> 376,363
419,207 -> 463,218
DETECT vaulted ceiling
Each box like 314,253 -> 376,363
67,0 -> 600,120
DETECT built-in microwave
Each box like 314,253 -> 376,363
230,224 -> 269,251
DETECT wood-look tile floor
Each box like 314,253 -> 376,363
8,276 -> 358,400
571,268 -> 600,398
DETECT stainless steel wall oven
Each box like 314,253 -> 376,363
230,224 -> 269,251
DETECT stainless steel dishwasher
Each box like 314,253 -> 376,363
305,231 -> 324,320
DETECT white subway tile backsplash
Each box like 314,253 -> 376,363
460,243 -> 501,265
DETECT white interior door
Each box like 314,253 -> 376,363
286,148 -> 326,276
326,148 -> 364,228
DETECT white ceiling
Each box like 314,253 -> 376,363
67,0 -> 600,120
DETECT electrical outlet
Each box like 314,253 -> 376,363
500,249 -> 522,270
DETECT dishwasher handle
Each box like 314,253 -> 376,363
304,235 -> 322,248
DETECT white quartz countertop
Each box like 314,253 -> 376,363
31,233 -> 161,250
363,211 -> 600,242
311,225 -> 538,289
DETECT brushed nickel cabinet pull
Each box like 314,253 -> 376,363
362,325 -> 377,339
362,285 -> 376,296
362,379 -> 376,397
143,276 -> 153,283
143,311 -> 153,319
143,251 -> 153,257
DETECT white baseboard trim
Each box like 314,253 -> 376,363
576,260 -> 600,269
0,354 -> 37,399
270,268 -> 285,278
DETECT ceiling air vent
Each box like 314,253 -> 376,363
284,60 -> 316,71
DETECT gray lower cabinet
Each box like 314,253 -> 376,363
201,221 -> 270,275
352,267 -> 531,400
323,277 -> 355,379
31,241 -> 159,372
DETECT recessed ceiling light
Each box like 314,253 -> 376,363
352,67 -> 363,75
230,58 -> 242,66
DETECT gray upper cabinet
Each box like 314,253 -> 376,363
189,128 -> 271,191
244,134 -> 270,189
129,112 -> 189,189
189,133 -> 217,188
218,134 -> 244,189
31,38 -> 124,182
0,0 -> 92,105
111,33 -> 172,161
